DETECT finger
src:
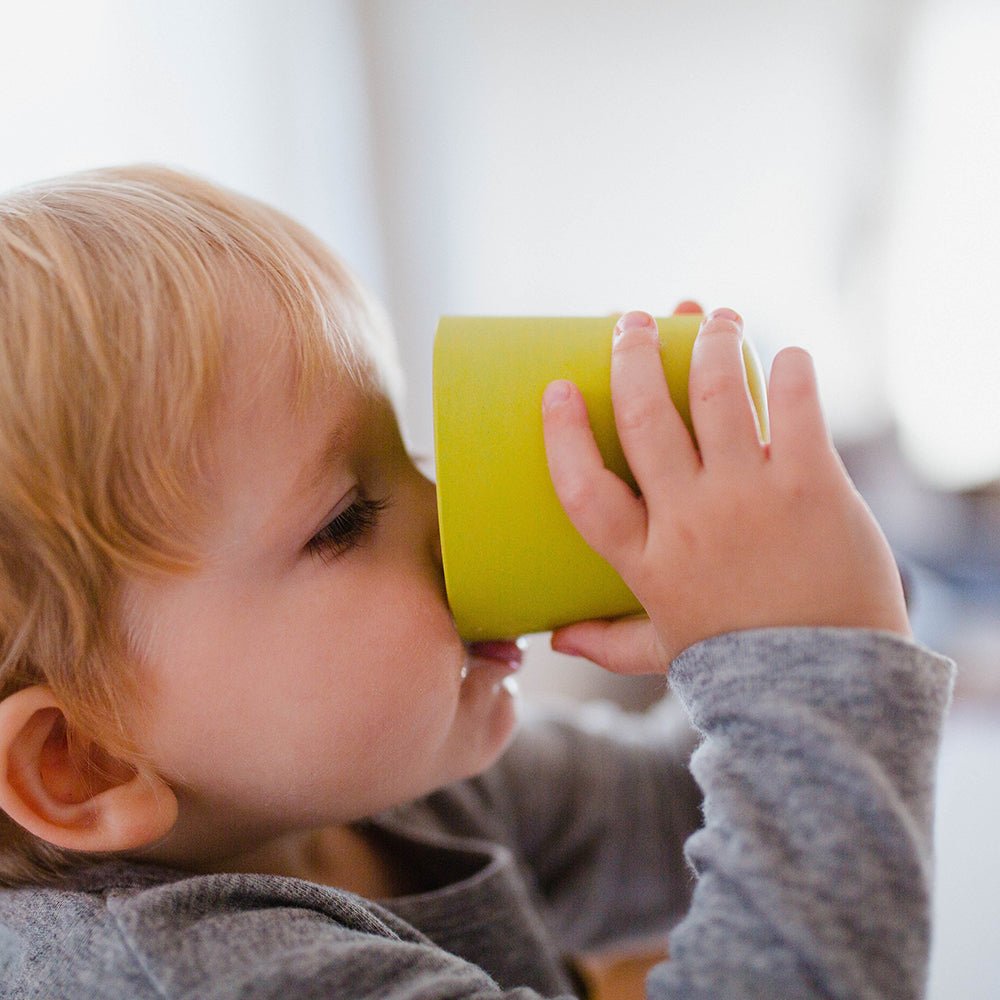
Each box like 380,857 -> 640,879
542,379 -> 646,564
673,299 -> 703,315
551,615 -> 668,675
688,308 -> 765,466
766,346 -> 835,468
610,311 -> 700,500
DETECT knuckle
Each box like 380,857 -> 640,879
776,464 -> 826,506
616,396 -> 660,435
781,478 -> 812,508
694,369 -> 746,405
651,517 -> 700,562
558,475 -> 597,517
603,513 -> 637,552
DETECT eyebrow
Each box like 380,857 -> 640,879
294,422 -> 349,502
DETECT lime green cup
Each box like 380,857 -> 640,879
433,315 -> 769,641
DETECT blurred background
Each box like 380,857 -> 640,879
1,0 -> 998,993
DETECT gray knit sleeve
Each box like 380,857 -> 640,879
649,627 -> 955,1000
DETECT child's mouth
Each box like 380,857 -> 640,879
464,640 -> 523,669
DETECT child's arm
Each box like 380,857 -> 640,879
541,307 -> 910,671
537,310 -> 953,998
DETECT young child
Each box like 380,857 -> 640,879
0,166 -> 953,999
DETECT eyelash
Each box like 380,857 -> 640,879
307,494 -> 390,563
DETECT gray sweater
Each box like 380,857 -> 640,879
0,628 -> 954,999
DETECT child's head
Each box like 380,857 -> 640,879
0,166 -> 519,885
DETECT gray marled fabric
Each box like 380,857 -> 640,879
0,627 -> 953,999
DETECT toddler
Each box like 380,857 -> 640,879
0,166 -> 953,998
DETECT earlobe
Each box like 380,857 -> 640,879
0,685 -> 177,853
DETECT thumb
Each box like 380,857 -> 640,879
550,616 -> 669,676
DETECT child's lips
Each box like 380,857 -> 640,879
465,640 -> 523,669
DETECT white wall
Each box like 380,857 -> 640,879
0,0 -> 385,300
887,0 -> 1000,488
5,0 -> 999,491
360,0 -> 917,455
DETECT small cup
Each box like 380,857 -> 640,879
433,315 -> 769,641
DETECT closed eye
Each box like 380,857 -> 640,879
307,493 -> 390,563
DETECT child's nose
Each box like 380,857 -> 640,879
416,471 -> 444,574
430,514 -> 443,570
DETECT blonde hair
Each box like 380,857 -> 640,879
0,164 -> 402,883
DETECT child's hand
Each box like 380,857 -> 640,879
541,307 -> 911,675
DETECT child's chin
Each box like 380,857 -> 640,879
456,675 -> 521,775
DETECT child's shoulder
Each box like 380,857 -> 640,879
0,862 -> 179,997
0,861 -> 414,1000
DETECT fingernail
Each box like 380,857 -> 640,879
614,310 -> 657,340
702,307 -> 743,331
542,380 -> 572,413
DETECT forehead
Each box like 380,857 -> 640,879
211,285 -> 359,462
200,300 -> 371,546
218,283 -> 302,412
215,272 -> 375,416
181,271 -> 398,541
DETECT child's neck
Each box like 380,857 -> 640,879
194,824 -> 416,899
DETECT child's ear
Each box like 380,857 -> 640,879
0,685 -> 177,853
